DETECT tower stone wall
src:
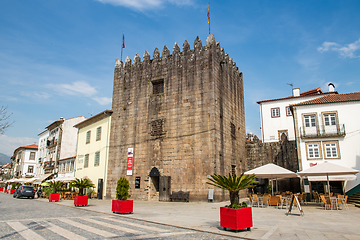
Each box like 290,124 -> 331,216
106,34 -> 245,201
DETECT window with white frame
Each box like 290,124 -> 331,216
28,166 -> 34,173
29,152 -> 35,160
323,141 -> 339,158
286,106 -> 291,116
306,142 -> 321,159
271,107 -> 280,118
304,115 -> 316,127
96,127 -> 102,141
94,151 -> 100,166
86,131 -> 91,144
324,113 -> 336,126
84,154 -> 89,168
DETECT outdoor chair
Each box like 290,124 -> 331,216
251,194 -> 259,207
301,192 -> 307,205
276,195 -> 285,209
260,194 -> 270,208
312,192 -> 320,202
341,195 -> 349,210
337,195 -> 344,210
325,196 -> 337,210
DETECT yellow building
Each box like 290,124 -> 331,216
74,110 -> 112,199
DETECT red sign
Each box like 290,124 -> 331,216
127,148 -> 133,175
310,163 -> 317,167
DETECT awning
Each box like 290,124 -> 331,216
48,176 -> 76,183
33,173 -> 54,184
23,177 -> 39,183
308,174 -> 357,182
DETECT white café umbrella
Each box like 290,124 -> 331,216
244,163 -> 298,195
297,161 -> 359,197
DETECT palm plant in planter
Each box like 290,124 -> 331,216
48,180 -> 64,202
70,178 -> 95,207
112,177 -> 133,214
207,173 -> 257,231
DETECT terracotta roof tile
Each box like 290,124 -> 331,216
292,92 -> 360,106
257,87 -> 331,104
22,144 -> 38,149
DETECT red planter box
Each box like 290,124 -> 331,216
74,196 -> 88,207
220,207 -> 253,231
112,200 -> 133,214
49,193 -> 60,202
10,189 -> 15,194
0,188 -> 3,192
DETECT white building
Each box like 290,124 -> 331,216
291,91 -> 360,195
36,130 -> 49,176
44,116 -> 86,181
257,84 -> 337,142
11,144 -> 38,178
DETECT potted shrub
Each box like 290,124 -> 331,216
10,183 -> 18,194
48,180 -> 64,202
207,173 -> 257,231
112,177 -> 133,214
70,178 -> 95,207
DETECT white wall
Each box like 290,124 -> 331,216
260,95 -> 326,142
295,101 -> 360,192
21,149 -> 37,178
37,130 -> 49,176
59,116 -> 86,160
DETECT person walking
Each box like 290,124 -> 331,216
37,186 -> 42,198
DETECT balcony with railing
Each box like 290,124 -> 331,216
300,124 -> 346,139
46,138 -> 57,149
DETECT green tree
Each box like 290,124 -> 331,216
116,177 -> 130,200
48,180 -> 64,194
207,173 -> 258,207
70,178 -> 95,196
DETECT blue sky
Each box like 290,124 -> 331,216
1,0 -> 360,156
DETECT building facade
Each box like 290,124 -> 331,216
36,130 -> 49,176
106,34 -> 246,201
291,92 -> 360,194
44,116 -> 86,180
257,84 -> 337,143
11,144 -> 38,178
74,110 -> 112,199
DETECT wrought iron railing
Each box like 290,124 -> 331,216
300,124 -> 345,138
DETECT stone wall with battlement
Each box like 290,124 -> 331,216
106,34 -> 245,201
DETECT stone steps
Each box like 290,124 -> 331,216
347,192 -> 360,207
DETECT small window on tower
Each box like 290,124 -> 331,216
152,79 -> 164,94
231,122 -> 236,138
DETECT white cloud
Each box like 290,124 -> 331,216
92,97 -> 112,105
96,0 -> 193,10
0,135 -> 38,156
46,81 -> 97,97
20,91 -> 51,100
317,38 -> 360,58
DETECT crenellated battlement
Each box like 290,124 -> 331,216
114,34 -> 240,75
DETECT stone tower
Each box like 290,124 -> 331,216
106,34 -> 245,201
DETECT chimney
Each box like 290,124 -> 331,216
328,83 -> 335,92
292,88 -> 300,97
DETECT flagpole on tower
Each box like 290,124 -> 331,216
207,3 -> 210,34
121,32 -> 125,62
